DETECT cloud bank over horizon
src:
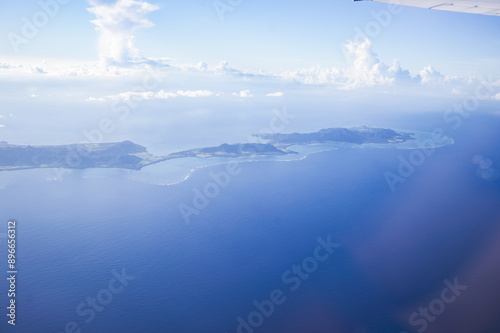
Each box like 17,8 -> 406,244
0,0 -> 498,104
0,39 -> 485,87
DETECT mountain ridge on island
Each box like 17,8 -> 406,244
0,127 -> 414,172
254,126 -> 414,147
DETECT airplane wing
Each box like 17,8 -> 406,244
355,0 -> 500,16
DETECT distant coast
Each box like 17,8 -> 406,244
0,127 -> 414,171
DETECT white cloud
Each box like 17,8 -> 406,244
282,39 -> 417,88
108,91 -> 156,101
176,90 -> 213,97
418,65 -> 446,84
196,61 -> 208,72
232,90 -> 253,98
155,90 -> 179,99
87,96 -> 106,102
0,63 -> 13,70
0,59 -> 141,77
281,65 -> 343,85
343,39 -> 394,87
87,0 -> 159,65
493,93 -> 500,100
93,89 -> 214,101
0,37 -> 494,103
215,61 -> 270,79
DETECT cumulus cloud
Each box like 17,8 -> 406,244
0,63 -> 13,70
281,65 -> 343,85
87,0 -> 159,65
0,33 -> 490,101
418,65 -> 446,84
92,89 -> 214,101
30,66 -> 46,74
0,61 -> 49,75
343,39 -> 393,86
0,58 -> 172,78
170,40 -> 465,90
232,90 -> 253,98
177,90 -> 213,97
195,61 -> 208,72
215,61 -> 270,79
282,39 -> 418,88
87,96 -> 107,102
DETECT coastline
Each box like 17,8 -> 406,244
0,130 -> 454,186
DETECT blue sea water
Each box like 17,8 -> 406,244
0,115 -> 499,333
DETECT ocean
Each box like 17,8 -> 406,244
0,114 -> 499,333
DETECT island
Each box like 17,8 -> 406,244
0,127 -> 414,171
0,140 -> 157,171
253,126 -> 413,147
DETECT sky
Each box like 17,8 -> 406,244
0,0 -> 499,148
1,0 -> 499,74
